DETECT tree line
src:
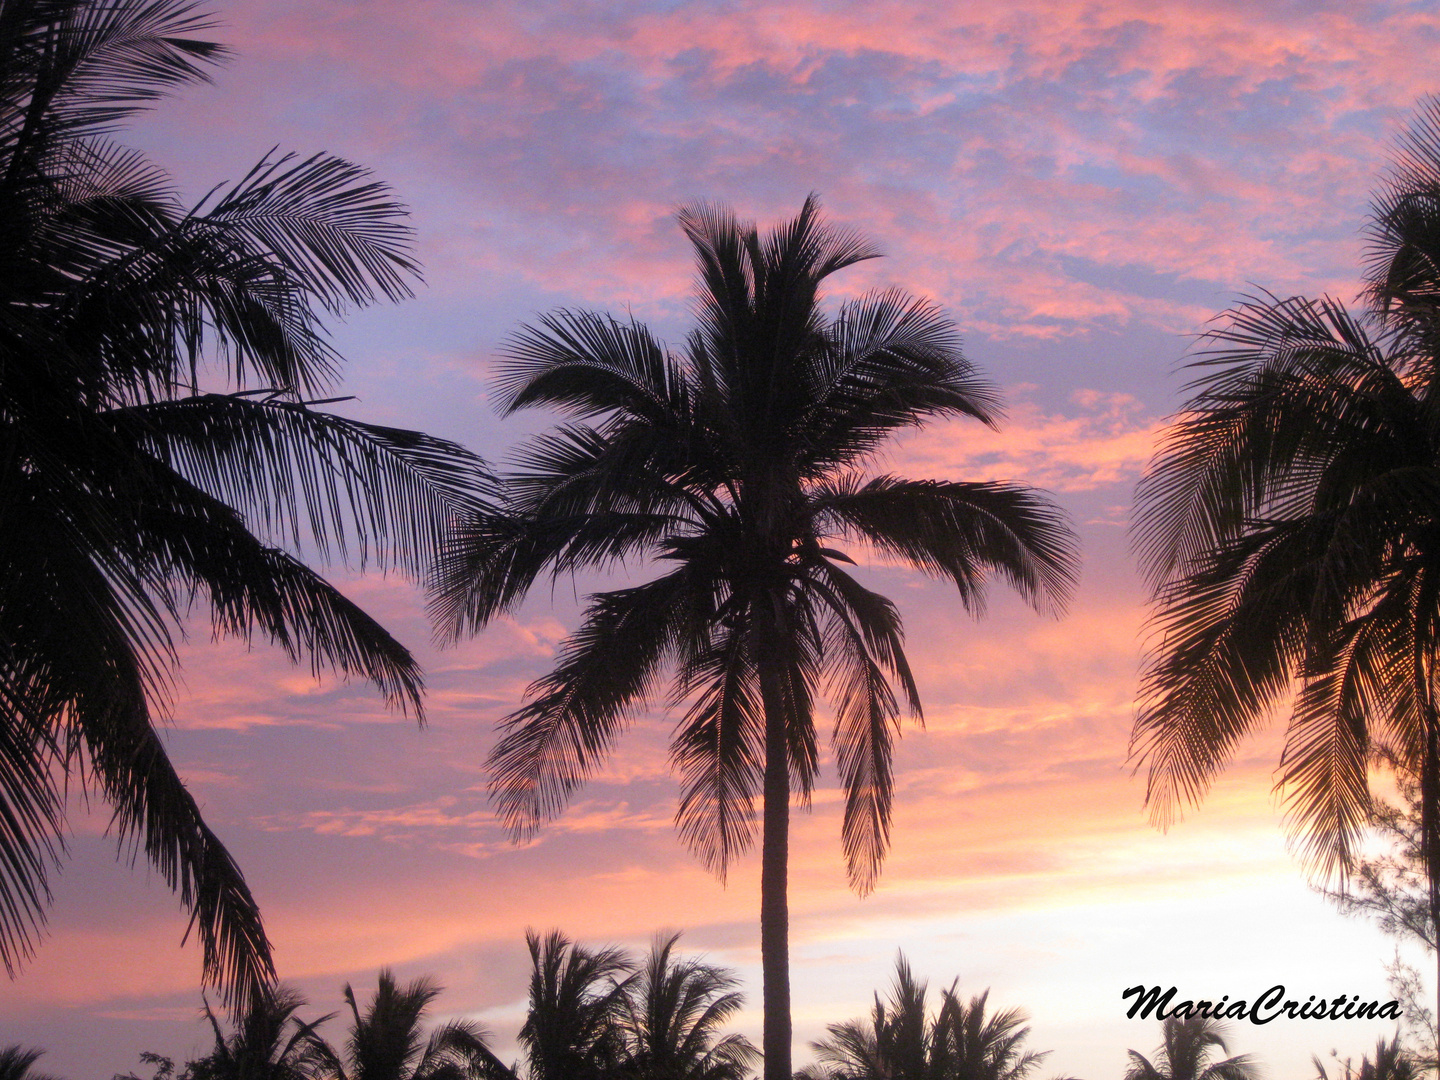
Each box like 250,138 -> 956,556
14,935 -> 1388,1080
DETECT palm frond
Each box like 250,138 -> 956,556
1134,293 -> 1398,587
1132,518 -> 1323,826
30,138 -> 175,270
813,475 -> 1078,615
0,689 -> 61,976
84,692 -> 273,1011
1368,95 -> 1440,317
113,392 -> 498,574
1278,591 -> 1415,879
801,288 -> 1000,473
0,1044 -> 62,1080
495,309 -> 692,423
671,620 -> 765,879
806,560 -> 921,892
0,0 -> 225,150
429,423 -> 699,640
488,570 -> 696,836
200,149 -> 418,312
1124,1051 -> 1166,1080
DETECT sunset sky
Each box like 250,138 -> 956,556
7,1 -> 1440,1076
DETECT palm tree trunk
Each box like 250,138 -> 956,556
759,658 -> 792,1080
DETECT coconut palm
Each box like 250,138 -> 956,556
613,932 -> 758,1080
188,986 -> 334,1080
1130,97 -> 1440,1031
1313,1036 -> 1418,1080
797,954 -> 1051,1080
314,970 -> 506,1080
516,930 -> 634,1080
798,956 -> 933,1080
0,1047 -> 60,1080
937,990 -> 1054,1080
1124,1017 -> 1259,1080
0,0 -> 493,1008
430,197 -> 1077,1080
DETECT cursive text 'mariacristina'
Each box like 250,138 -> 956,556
1122,985 -> 1401,1025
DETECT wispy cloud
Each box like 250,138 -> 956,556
890,386 -> 1161,497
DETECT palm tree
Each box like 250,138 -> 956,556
0,1047 -> 60,1080
0,0 -> 493,1007
937,990 -> 1054,1080
1314,1036 -> 1418,1080
314,970 -> 506,1080
798,956 -> 934,1080
1130,97 -> 1440,1031
1124,1017 -> 1259,1080
189,986 -> 334,1080
517,930 -> 634,1080
797,954 -> 1052,1080
430,197 -> 1078,1080
500,929 -> 758,1080
613,932 -> 759,1080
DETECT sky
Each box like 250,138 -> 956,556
6,0 -> 1440,1076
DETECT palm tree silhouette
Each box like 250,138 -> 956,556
1313,1035 -> 1418,1080
0,0 -> 493,1006
797,954 -> 1052,1080
612,932 -> 759,1080
515,930 -> 633,1080
1124,1017 -> 1260,1080
0,1047 -> 60,1080
191,985 -> 334,1080
430,197 -> 1077,1080
315,970 -> 506,1080
1131,96 -> 1440,1031
503,929 -> 757,1080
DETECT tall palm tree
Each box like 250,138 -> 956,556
0,0 -> 494,1008
430,198 -> 1078,1080
1130,97 -> 1440,1029
190,986 -> 334,1080
1124,1017 -> 1260,1080
797,954 -> 1052,1080
613,932 -> 758,1080
314,970 -> 506,1080
517,930 -> 634,1080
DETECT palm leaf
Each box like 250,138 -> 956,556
813,474 -> 1078,614
113,392 -> 497,574
671,620 -> 765,879
488,569 -> 699,835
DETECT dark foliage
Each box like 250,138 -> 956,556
0,0 -> 494,1009
430,197 -> 1077,1079
797,954 -> 1057,1080
1131,95 -> 1440,966
1124,1018 -> 1260,1080
315,970 -> 508,1080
